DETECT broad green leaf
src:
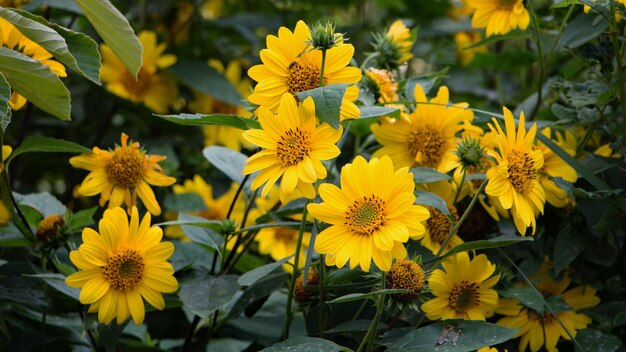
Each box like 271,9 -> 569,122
358,106 -> 400,119
388,320 -> 518,352
414,190 -> 450,216
556,14 -> 608,51
325,320 -> 388,334
178,275 -> 240,319
442,235 -> 533,259
75,0 -> 142,77
411,167 -> 451,183
0,223 -> 33,247
553,225 -> 587,274
24,0 -> 84,13
499,286 -> 544,312
576,328 -> 622,352
296,84 -> 347,129
238,254 -> 294,286
163,193 -> 206,212
0,72 -> 11,131
14,192 -> 66,217
169,61 -> 243,106
66,206 -> 97,231
25,273 -> 79,300
0,8 -> 100,84
203,146 -> 249,185
229,272 -> 287,319
328,289 -> 409,304
181,223 -> 224,253
8,136 -> 89,164
154,113 -> 260,130
0,47 -> 70,120
261,336 -> 352,352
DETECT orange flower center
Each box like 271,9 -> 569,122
105,146 -> 146,188
426,206 -> 459,243
120,67 -> 151,99
508,149 -> 536,194
529,311 -> 556,325
387,259 -> 425,301
36,213 -> 64,241
196,208 -> 224,220
498,0 -> 519,10
408,126 -> 448,168
103,249 -> 144,291
287,59 -> 325,97
345,195 -> 386,235
276,127 -> 311,167
449,281 -> 480,313
273,226 -> 297,244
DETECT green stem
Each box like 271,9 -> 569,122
356,273 -> 386,352
528,0 -> 545,121
575,124 -> 596,158
360,52 -> 380,70
609,8 -> 626,131
319,49 -> 327,86
281,200 -> 311,341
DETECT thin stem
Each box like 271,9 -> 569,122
351,298 -> 369,321
356,273 -> 386,352
360,52 -> 380,70
575,124 -> 596,158
226,174 -> 250,220
181,316 -> 201,352
452,168 -> 466,204
319,49 -> 327,86
281,200 -> 311,341
528,0 -> 545,121
225,230 -> 260,274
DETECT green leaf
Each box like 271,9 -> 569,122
178,275 -> 240,319
461,30 -> 531,50
15,192 -> 66,217
328,289 -> 409,304
75,0 -> 142,77
238,254 -> 294,286
154,113 -> 260,130
0,8 -> 101,84
411,167 -> 451,183
576,328 -> 622,352
8,136 -> 90,164
296,84 -> 347,129
553,225 -> 587,274
414,190 -> 450,216
261,336 -> 352,352
0,223 -> 33,247
358,106 -> 400,119
67,207 -> 97,231
25,273 -> 79,300
0,72 -> 11,131
203,146 -> 249,185
163,193 -> 206,212
169,61 -> 243,106
403,67 -> 449,96
388,320 -> 518,352
442,235 -> 533,259
24,0 -> 84,13
557,14 -> 608,51
229,272 -> 287,319
181,223 -> 224,253
499,286 -> 544,312
325,320 -> 388,334
0,47 -> 70,120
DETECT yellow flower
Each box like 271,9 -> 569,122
536,128 -> 577,208
496,261 -> 600,352
189,60 -> 253,151
256,226 -> 311,273
594,143 -> 621,158
466,0 -> 530,36
247,20 -> 361,120
100,31 -> 178,113
485,107 -> 544,235
385,20 -> 414,65
65,207 -> 178,325
70,133 -> 176,216
584,0 -> 626,21
454,31 -> 487,66
308,155 -> 430,272
0,145 -> 12,224
0,18 -> 67,110
372,84 -> 473,172
417,181 -> 464,255
422,252 -> 500,320
387,259 -> 425,301
242,93 -> 342,203
448,0 -> 475,20
364,68 -> 399,104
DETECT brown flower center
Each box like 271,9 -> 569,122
36,214 -> 64,241
449,281 -> 480,313
530,311 -> 556,325
276,127 -> 311,167
426,205 -> 459,243
387,259 -> 425,301
345,195 -> 386,235
103,249 -> 144,292
508,149 -> 536,194
273,226 -> 298,244
120,67 -> 151,99
408,126 -> 448,168
498,0 -> 520,10
196,208 -> 223,221
105,146 -> 146,188
212,100 -> 239,115
287,60 -> 325,97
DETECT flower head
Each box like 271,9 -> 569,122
307,21 -> 343,51
485,107 -> 545,235
295,269 -> 319,303
100,31 -> 178,113
242,93 -> 342,203
71,133 -> 176,216
65,207 -> 178,325
465,0 -> 530,36
536,128 -> 577,208
422,251 -> 500,320
371,20 -> 414,69
308,156 -> 430,272
364,68 -> 399,104
247,20 -> 361,120
417,181 -> 464,255
387,259 -> 425,301
36,214 -> 64,242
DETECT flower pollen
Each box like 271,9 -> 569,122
276,127 -> 312,167
287,60 -> 323,96
120,67 -> 151,99
274,226 -> 297,243
388,259 -> 425,301
345,195 -> 386,235
449,281 -> 481,313
508,149 -> 536,193
103,249 -> 145,292
105,146 -> 146,188
409,126 -> 448,168
36,214 -> 64,241
426,206 -> 458,243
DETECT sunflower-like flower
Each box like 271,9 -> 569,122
65,207 -> 178,325
372,84 -> 473,172
387,259 -> 425,301
465,0 -> 530,36
363,68 -> 399,104
417,181 -> 464,255
496,261 -> 600,352
422,251 -> 500,320
485,108 -> 545,235
100,31 -> 178,113
308,156 -> 429,272
242,93 -> 342,203
536,128 -> 577,208
247,20 -> 361,120
70,133 -> 176,216
189,60 -> 253,151
0,18 -> 66,110
371,20 -> 414,69
256,225 -> 311,273
0,145 -> 12,224
454,31 -> 487,66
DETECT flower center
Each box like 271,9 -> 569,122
212,100 -> 239,115
387,259 -> 425,301
408,126 -> 448,168
345,195 -> 386,235
508,149 -> 536,194
287,59 -> 325,97
276,127 -> 312,167
120,67 -> 151,99
196,208 -> 223,220
530,311 -> 556,325
498,0 -> 519,10
274,226 -> 297,244
105,146 -> 146,189
103,249 -> 144,292
426,205 -> 459,243
36,214 -> 64,242
449,281 -> 480,313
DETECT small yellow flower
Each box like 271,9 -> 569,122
242,93 -> 342,203
364,68 -> 399,104
387,259 -> 425,301
308,155 -> 430,272
385,20 -> 414,66
100,31 -> 178,113
422,251 -> 500,321
536,128 -> 577,208
70,133 -> 176,216
65,207 -> 178,325
466,0 -> 530,36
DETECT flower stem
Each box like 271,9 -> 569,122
319,49 -> 327,86
452,168 -> 466,204
281,200 -> 311,341
356,272 -> 386,352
